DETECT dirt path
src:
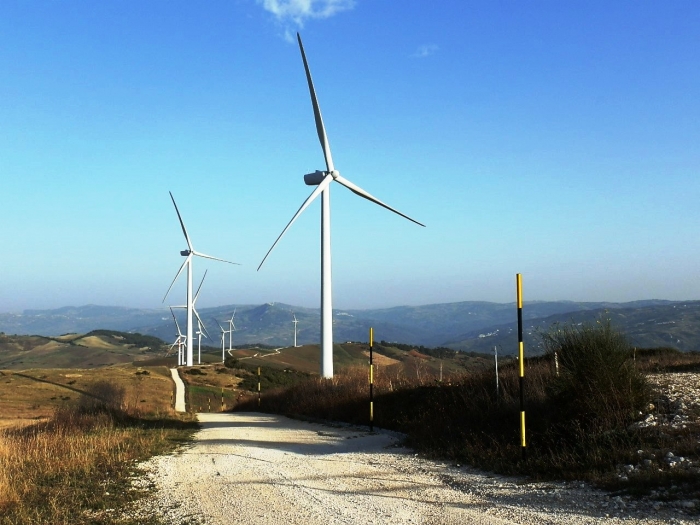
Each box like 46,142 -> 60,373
131,412 -> 692,525
169,368 -> 186,412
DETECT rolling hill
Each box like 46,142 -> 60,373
1,299 -> 699,354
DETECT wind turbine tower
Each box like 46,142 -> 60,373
258,34 -> 424,378
163,192 -> 237,366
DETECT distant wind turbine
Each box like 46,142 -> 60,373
293,313 -> 298,348
227,310 -> 236,352
168,307 -> 186,366
258,33 -> 424,378
216,320 -> 228,363
163,192 -> 237,366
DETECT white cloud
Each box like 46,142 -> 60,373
413,44 -> 438,58
258,0 -> 356,27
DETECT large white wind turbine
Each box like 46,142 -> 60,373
258,33 -> 424,378
163,192 -> 237,367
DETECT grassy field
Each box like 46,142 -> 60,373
0,361 -> 197,524
0,366 -> 174,428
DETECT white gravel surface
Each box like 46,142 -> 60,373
130,412 -> 696,525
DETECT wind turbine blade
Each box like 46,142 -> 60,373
193,270 -> 208,303
297,33 -> 334,172
216,320 -> 226,332
163,256 -> 190,303
169,192 -> 193,251
193,308 -> 211,340
169,307 -> 183,336
333,174 -> 425,227
258,174 -> 332,271
191,250 -> 240,265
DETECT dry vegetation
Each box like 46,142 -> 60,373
0,365 -> 196,525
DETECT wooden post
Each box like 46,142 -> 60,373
369,327 -> 374,432
517,273 -> 526,460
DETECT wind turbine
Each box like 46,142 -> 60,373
292,313 -> 298,348
216,320 -> 228,363
168,307 -> 186,366
163,192 -> 237,366
258,33 -> 424,378
172,271 -> 211,366
226,310 -> 236,352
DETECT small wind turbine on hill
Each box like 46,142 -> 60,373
216,320 -> 229,363
168,307 -> 185,366
227,310 -> 236,352
163,192 -> 237,366
258,33 -> 424,378
293,313 -> 298,347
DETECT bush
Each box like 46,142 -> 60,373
77,380 -> 126,413
539,318 -> 649,430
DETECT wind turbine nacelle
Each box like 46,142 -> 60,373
180,250 -> 190,256
304,171 -> 326,186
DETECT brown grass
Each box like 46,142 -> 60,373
0,366 -> 175,428
0,366 -> 196,524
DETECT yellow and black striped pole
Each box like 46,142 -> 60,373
369,327 -> 374,432
257,366 -> 261,408
517,273 -> 526,460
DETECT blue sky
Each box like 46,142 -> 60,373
0,1 -> 698,312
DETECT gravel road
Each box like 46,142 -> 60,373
131,412 -> 694,525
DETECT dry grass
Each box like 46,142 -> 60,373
178,364 -> 245,413
0,366 -> 175,428
0,365 -> 195,524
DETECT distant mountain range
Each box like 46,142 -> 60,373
1,299 -> 699,354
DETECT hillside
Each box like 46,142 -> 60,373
445,301 -> 700,355
0,330 -> 167,369
1,299 -> 699,353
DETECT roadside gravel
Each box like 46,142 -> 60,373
129,412 -> 695,525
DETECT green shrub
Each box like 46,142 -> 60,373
539,318 -> 649,430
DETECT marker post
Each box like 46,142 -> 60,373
517,273 -> 526,460
369,327 -> 374,432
